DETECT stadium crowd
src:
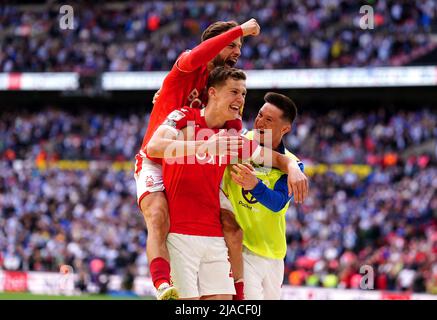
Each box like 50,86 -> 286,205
286,164 -> 437,293
0,0 -> 436,73
0,106 -> 436,294
1,107 -> 436,165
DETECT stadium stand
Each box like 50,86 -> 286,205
1,106 -> 436,294
0,0 -> 436,72
0,0 -> 436,299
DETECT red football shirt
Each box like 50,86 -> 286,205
161,107 -> 257,237
140,26 -> 243,164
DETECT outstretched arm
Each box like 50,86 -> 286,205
147,126 -> 242,159
147,109 -> 242,159
177,18 -> 260,72
231,164 -> 296,212
147,125 -> 200,159
251,147 -> 309,203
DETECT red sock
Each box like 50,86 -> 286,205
233,281 -> 245,300
150,257 -> 171,289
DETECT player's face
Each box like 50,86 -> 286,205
215,78 -> 246,120
213,38 -> 242,68
254,103 -> 291,148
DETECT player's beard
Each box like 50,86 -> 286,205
212,55 -> 236,68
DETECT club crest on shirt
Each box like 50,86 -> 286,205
242,189 -> 258,204
145,176 -> 154,187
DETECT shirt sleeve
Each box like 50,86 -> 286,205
161,107 -> 195,133
249,161 -> 305,212
249,175 -> 291,212
176,26 -> 243,72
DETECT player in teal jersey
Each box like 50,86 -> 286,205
221,92 -> 305,299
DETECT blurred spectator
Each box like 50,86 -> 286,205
0,0 -> 435,73
0,105 -> 436,294
1,107 -> 435,165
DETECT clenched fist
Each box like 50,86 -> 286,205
240,18 -> 260,37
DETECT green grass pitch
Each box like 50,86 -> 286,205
0,292 -> 154,300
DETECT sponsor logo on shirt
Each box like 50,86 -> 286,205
238,200 -> 253,210
187,88 -> 204,109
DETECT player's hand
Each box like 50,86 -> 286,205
152,88 -> 161,105
198,130 -> 242,157
240,18 -> 260,37
231,163 -> 259,190
287,165 -> 309,204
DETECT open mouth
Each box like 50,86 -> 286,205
229,105 -> 240,113
225,59 -> 237,67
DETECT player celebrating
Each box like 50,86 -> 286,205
147,67 -> 304,299
134,18 -> 261,300
135,19 -> 308,300
147,67 -> 254,299
221,92 -> 304,299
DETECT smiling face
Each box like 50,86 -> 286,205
212,38 -> 242,68
254,102 -> 291,149
209,78 -> 246,122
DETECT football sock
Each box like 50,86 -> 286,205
150,257 -> 171,289
233,279 -> 245,300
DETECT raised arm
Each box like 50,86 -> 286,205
177,18 -> 260,72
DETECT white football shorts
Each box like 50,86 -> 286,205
134,151 -> 165,206
167,233 -> 235,299
243,247 -> 284,300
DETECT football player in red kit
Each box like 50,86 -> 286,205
135,19 -> 308,300
148,67 -> 308,299
147,67 -> 256,299
134,19 -> 261,300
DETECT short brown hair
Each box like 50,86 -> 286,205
207,66 -> 246,89
201,21 -> 242,43
264,92 -> 297,124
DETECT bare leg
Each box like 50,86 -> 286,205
140,192 -> 170,263
220,209 -> 244,282
140,191 -> 179,300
